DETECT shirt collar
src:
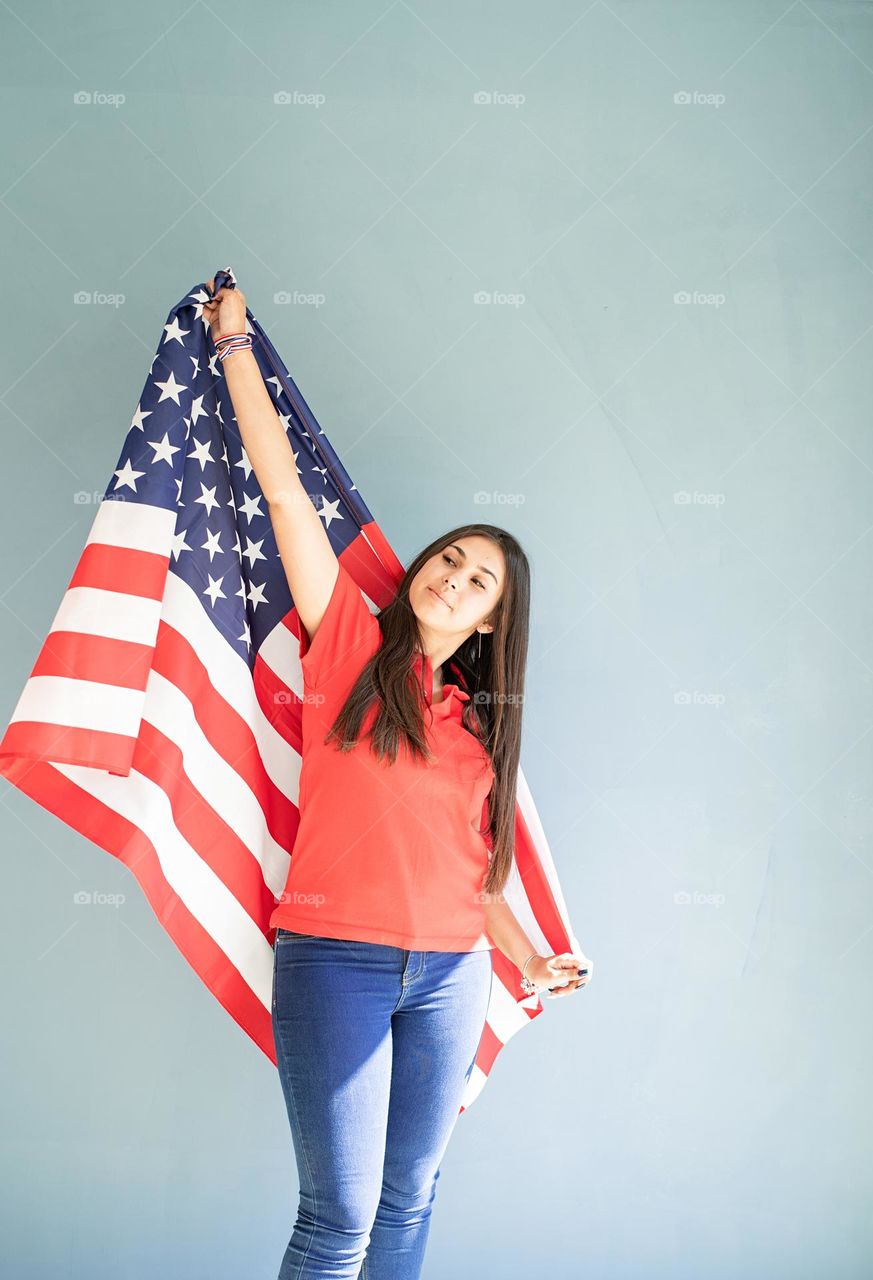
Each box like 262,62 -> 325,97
412,651 -> 471,705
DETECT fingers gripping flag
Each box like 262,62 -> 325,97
0,269 -> 583,1113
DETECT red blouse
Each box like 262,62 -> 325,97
269,559 -> 496,951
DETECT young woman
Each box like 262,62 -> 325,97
203,279 -> 590,1280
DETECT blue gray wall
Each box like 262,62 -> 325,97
1,2 -> 871,1276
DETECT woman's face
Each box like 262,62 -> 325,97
409,536 -> 506,637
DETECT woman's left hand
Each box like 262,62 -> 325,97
528,951 -> 593,999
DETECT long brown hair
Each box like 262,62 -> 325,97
321,522 -> 530,896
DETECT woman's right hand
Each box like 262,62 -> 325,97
203,277 -> 248,342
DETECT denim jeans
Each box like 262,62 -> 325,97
271,928 -> 494,1279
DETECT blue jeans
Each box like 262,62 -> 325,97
271,928 -> 494,1279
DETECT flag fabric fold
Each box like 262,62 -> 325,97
0,268 -> 583,1112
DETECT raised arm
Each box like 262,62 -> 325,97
204,279 -> 338,645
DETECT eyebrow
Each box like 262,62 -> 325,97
447,543 -> 500,586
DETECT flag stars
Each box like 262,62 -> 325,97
147,431 -> 181,467
188,436 -> 215,470
235,447 -> 254,482
170,528 -> 192,560
238,490 -> 265,522
247,580 -> 269,611
163,317 -> 190,346
130,404 -> 151,432
154,370 -> 188,405
202,574 -> 227,607
194,481 -> 221,517
242,536 -> 267,569
317,495 -> 344,529
113,458 -> 145,492
201,528 -> 224,561
190,394 -> 209,427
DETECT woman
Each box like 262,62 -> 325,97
203,279 -> 591,1280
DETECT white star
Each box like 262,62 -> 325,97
313,465 -> 329,486
163,317 -> 190,346
147,431 -> 181,467
242,536 -> 267,568
317,495 -> 344,529
247,580 -> 269,611
188,355 -> 202,378
188,437 -> 214,471
239,490 -> 265,522
208,352 -> 221,377
238,619 -> 252,649
130,404 -> 151,432
190,394 -> 208,427
266,376 -> 283,399
203,574 -> 227,607
201,528 -> 223,561
170,528 -> 192,560
235,447 -> 254,481
154,370 -> 187,405
113,458 -> 145,492
194,482 -> 220,517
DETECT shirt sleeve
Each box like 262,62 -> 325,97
298,559 -> 381,690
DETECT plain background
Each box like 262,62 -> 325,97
2,2 -> 872,1277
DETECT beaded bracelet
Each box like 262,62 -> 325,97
215,331 -> 253,363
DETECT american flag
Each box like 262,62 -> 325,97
0,268 -> 583,1113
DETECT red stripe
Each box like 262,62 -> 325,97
70,540 -> 170,599
0,720 -> 138,775
513,805 -> 574,957
148,620 -> 301,843
29,629 -> 155,691
0,756 -> 277,1064
132,718 -> 290,926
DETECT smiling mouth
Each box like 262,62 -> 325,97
428,586 -> 452,610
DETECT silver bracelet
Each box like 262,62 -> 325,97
520,951 -> 539,995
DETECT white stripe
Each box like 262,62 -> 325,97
52,760 -> 274,1010
85,497 -> 176,554
144,670 -> 291,897
6,674 -> 146,738
51,585 -> 164,646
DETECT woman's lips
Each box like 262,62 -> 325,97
428,586 -> 451,609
